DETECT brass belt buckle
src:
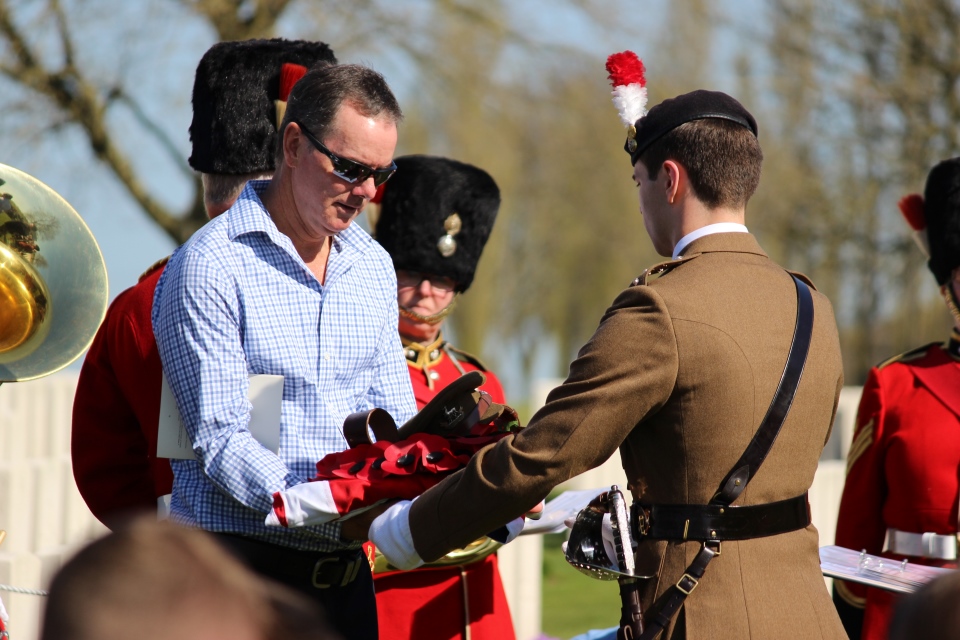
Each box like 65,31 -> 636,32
676,572 -> 699,595
311,556 -> 362,589
636,505 -> 651,537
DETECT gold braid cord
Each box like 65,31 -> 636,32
399,295 -> 459,325
845,418 -> 874,476
942,284 -> 960,328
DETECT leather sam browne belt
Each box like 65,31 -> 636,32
632,493 -> 811,542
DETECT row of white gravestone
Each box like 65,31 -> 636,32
0,373 -> 110,640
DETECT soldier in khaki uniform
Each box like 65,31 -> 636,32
363,87 -> 848,638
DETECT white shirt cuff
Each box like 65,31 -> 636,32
368,500 -> 424,570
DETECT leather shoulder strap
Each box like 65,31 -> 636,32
712,275 -> 814,506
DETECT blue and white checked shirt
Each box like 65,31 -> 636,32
152,181 -> 416,551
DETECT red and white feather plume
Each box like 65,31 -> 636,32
606,51 -> 648,130
275,62 -> 308,129
898,193 -> 930,257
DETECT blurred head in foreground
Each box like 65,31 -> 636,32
41,517 -> 340,640
888,570 -> 960,640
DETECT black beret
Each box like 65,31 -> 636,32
627,89 -> 758,165
374,156 -> 500,293
189,38 -> 337,174
923,157 -> 960,286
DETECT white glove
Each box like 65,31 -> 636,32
368,500 -> 424,571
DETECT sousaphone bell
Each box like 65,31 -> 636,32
0,163 -> 107,383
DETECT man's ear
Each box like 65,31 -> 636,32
662,160 -> 682,205
282,123 -> 303,168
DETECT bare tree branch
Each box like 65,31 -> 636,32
50,0 -> 75,69
179,0 -> 292,40
109,87 -> 196,179
0,0 -> 206,243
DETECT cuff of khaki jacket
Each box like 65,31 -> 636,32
369,500 -> 423,570
489,515 -> 525,544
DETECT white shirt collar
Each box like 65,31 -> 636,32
672,223 -> 749,260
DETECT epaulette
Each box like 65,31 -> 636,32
876,342 -> 939,370
630,254 -> 700,286
444,344 -> 490,372
138,255 -> 170,283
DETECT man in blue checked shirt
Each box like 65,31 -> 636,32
152,62 -> 416,640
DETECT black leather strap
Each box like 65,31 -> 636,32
633,493 -> 810,542
395,370 -> 485,439
343,408 -> 399,448
633,275 -> 814,640
635,542 -> 720,640
343,371 -> 492,447
713,276 -> 814,505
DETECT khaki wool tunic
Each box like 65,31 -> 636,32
408,232 -> 847,639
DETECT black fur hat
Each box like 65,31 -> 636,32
923,157 -> 960,286
188,38 -> 337,174
374,156 -> 500,293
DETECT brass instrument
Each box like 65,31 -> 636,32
0,163 -> 107,383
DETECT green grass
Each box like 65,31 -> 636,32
540,533 -> 621,639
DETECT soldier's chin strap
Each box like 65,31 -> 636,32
399,294 -> 459,325
630,275 -> 814,640
941,280 -> 960,329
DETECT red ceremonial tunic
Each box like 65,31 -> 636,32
373,337 -> 516,640
834,332 -> 960,639
71,259 -> 172,528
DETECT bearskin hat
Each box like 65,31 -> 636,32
374,156 -> 500,293
923,157 -> 960,286
188,38 -> 337,174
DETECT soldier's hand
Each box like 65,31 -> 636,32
527,500 -> 545,520
338,500 -> 399,541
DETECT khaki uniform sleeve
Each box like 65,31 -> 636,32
409,284 -> 680,561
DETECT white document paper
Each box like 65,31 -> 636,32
157,373 -> 284,459
520,487 -> 608,536
819,545 -> 952,594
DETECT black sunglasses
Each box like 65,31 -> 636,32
294,121 -> 397,187
396,270 -> 457,293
